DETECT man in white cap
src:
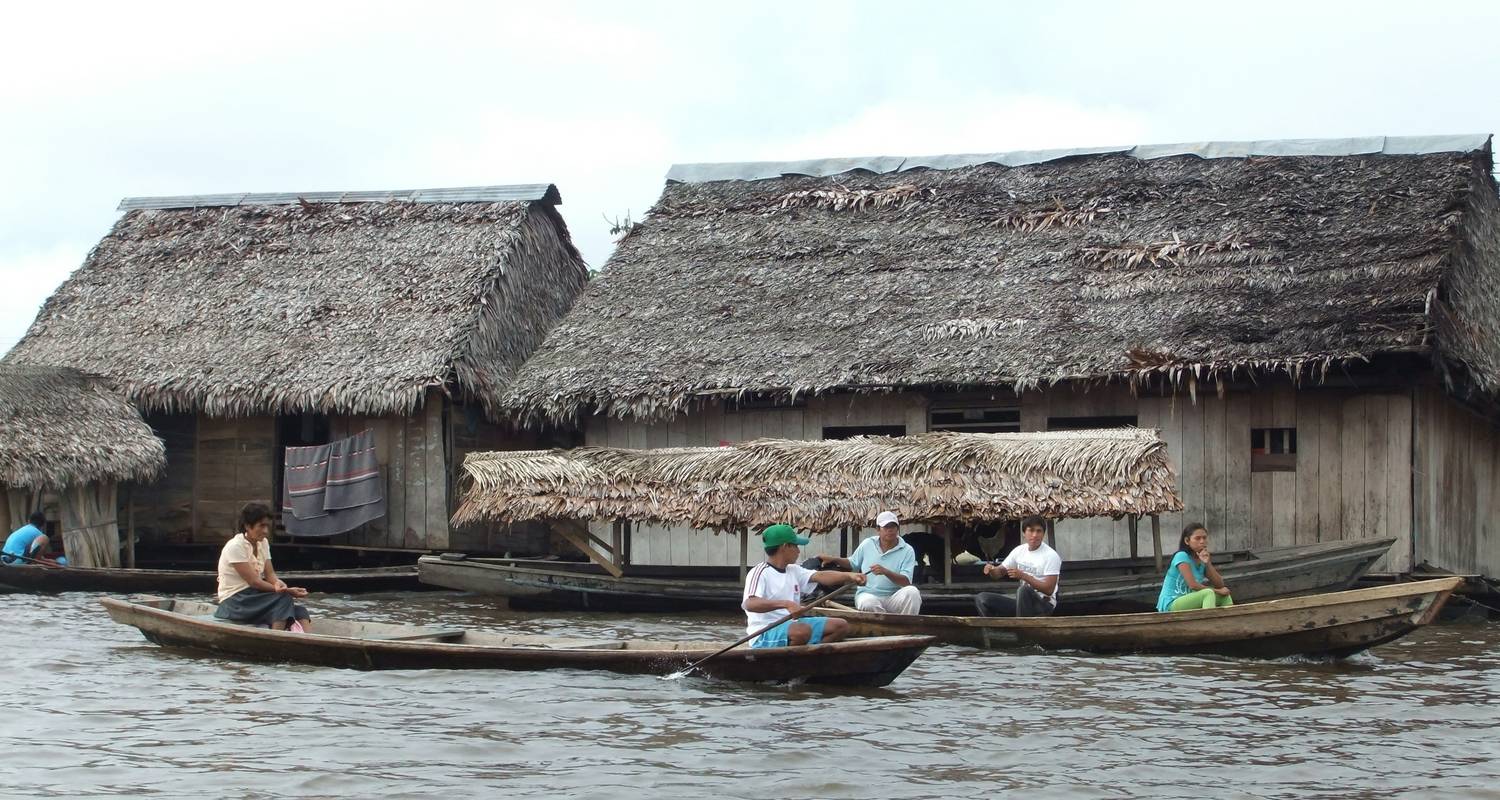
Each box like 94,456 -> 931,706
819,510 -> 922,615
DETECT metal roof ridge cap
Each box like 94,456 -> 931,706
117,183 -> 560,211
664,134 -> 1495,184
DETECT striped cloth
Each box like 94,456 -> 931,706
282,429 -> 386,536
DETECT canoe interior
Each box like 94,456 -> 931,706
116,597 -> 726,650
100,596 -> 933,687
820,577 -> 1462,660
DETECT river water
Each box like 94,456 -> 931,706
1,591 -> 1497,799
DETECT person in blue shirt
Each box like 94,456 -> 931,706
2,511 -> 62,567
818,511 -> 922,615
1156,522 -> 1233,612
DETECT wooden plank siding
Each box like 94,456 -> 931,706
128,390 -> 474,552
1413,386 -> 1500,577
193,415 -> 276,541
582,382 -> 1419,569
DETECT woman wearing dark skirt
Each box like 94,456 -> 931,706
215,501 -> 312,631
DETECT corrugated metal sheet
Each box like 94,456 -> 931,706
118,183 -> 560,211
666,134 -> 1494,184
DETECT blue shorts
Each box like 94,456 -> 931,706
752,616 -> 828,648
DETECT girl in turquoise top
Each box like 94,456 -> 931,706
1156,522 -> 1234,612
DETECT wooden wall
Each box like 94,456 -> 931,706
327,393 -> 449,550
587,383 -> 1416,571
194,416 -> 276,540
1033,383 -> 1412,572
585,393 -> 929,566
133,413 -> 196,542
445,397 -> 556,554
132,390 -> 463,551
1413,386 -> 1500,577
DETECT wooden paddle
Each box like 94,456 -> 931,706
675,581 -> 857,678
4,552 -> 60,568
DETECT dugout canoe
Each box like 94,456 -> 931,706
818,577 -> 1462,659
417,538 -> 1396,614
99,596 -> 932,687
0,564 -> 422,595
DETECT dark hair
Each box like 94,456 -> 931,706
1019,515 -> 1047,533
765,545 -> 781,556
238,501 -> 274,533
1178,522 -> 1207,554
28,511 -> 46,527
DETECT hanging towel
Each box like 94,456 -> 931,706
282,429 -> 387,537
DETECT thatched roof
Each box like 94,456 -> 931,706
0,365 -> 166,489
452,428 -> 1182,532
8,185 -> 589,417
503,135 -> 1500,423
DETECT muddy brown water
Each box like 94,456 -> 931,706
1,591 -> 1497,799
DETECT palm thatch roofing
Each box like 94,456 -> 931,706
0,365 -> 166,489
503,135 -> 1500,423
452,428 -> 1182,532
8,185 -> 589,417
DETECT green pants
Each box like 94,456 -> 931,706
1168,588 -> 1234,612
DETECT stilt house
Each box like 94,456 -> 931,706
501,136 -> 1500,577
8,184 -> 589,555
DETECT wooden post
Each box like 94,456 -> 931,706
611,519 -> 623,570
739,525 -> 749,582
1128,514 -> 1139,561
623,519 -> 632,566
940,522 -> 953,585
1151,513 -> 1163,572
839,525 -> 849,558
126,487 -> 136,569
1045,518 -> 1056,548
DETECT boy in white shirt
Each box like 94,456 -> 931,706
974,515 -> 1062,617
743,524 -> 866,647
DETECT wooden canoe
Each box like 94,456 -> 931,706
0,564 -> 422,595
99,596 -> 933,687
417,538 -> 1396,614
818,577 -> 1462,659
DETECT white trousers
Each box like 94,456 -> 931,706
854,585 -> 923,615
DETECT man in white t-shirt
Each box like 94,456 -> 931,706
974,515 -> 1062,617
743,524 -> 866,648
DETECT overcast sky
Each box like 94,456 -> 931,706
4,0 -> 1500,354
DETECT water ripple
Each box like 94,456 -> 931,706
0,591 -> 1496,799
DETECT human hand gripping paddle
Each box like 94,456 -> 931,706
669,581 -> 860,680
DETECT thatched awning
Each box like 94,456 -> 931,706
452,429 -> 1182,532
502,135 -> 1500,423
8,185 -> 588,417
0,366 -> 166,489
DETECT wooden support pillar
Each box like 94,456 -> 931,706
622,519 -> 632,566
1150,513 -> 1163,572
1128,514 -> 1139,561
739,525 -> 749,582
125,487 -> 136,569
940,522 -> 953,585
1045,518 -> 1056,549
611,519 -> 623,569
839,525 -> 849,558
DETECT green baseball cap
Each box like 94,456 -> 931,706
761,524 -> 810,547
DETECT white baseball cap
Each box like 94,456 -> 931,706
876,511 -> 900,528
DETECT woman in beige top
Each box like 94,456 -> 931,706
213,501 -> 312,631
